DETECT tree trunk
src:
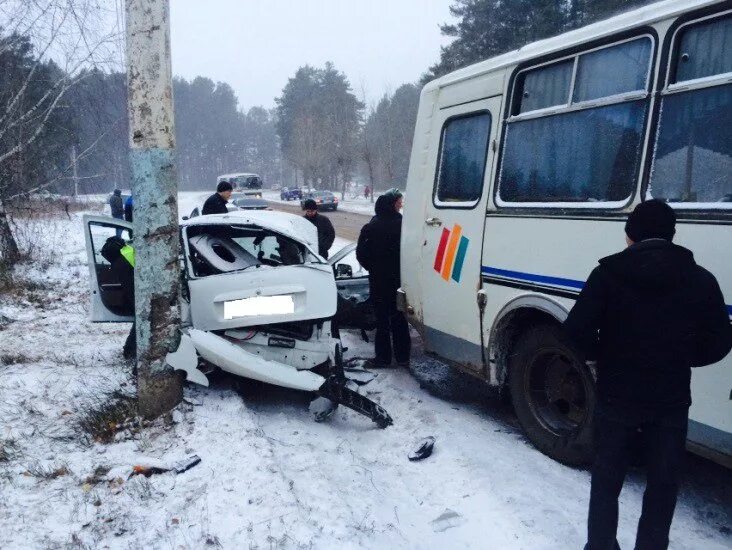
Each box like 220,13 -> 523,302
0,197 -> 20,264
126,0 -> 183,418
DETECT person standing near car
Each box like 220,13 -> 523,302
124,194 -> 133,223
109,189 -> 124,221
202,181 -> 233,215
356,189 -> 410,368
563,200 -> 731,550
303,199 -> 335,259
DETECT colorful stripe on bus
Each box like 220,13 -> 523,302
434,225 -> 470,283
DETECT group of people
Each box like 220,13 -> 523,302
108,179 -> 730,550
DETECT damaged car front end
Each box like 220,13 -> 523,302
82,212 -> 391,428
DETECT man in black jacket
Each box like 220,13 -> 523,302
202,181 -> 233,215
356,190 -> 410,367
564,200 -> 731,550
109,189 -> 124,220
303,199 -> 335,259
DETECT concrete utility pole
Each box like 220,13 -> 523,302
125,0 -> 183,417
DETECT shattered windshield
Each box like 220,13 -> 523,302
185,224 -> 319,277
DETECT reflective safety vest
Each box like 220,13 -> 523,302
120,244 -> 135,268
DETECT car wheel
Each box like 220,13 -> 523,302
509,323 -> 595,466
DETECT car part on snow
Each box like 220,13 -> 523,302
317,375 -> 393,428
129,455 -> 201,478
309,396 -> 338,422
343,369 -> 377,386
173,455 -> 202,474
409,436 -> 436,461
165,334 -> 210,387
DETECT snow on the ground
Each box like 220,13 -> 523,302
0,211 -> 730,549
263,190 -> 379,216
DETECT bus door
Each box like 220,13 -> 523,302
420,97 -> 501,372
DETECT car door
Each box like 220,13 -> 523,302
329,243 -> 375,330
82,214 -> 134,322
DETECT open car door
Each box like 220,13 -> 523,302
82,214 -> 134,322
329,243 -> 375,331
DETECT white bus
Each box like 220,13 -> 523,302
400,0 -> 731,466
217,173 -> 263,197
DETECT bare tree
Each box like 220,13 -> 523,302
0,0 -> 122,261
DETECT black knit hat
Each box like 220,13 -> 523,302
625,199 -> 676,242
303,199 -> 318,210
217,180 -> 233,193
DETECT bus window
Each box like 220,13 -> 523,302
518,59 -> 573,114
573,38 -> 652,103
499,36 -> 653,206
648,14 -> 731,207
434,112 -> 491,205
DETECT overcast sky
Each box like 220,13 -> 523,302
169,0 -> 454,111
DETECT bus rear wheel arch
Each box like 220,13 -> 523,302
508,323 -> 596,466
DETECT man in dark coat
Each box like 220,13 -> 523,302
202,181 -> 233,215
564,199 -> 731,550
356,189 -> 411,367
109,189 -> 124,220
303,198 -> 335,259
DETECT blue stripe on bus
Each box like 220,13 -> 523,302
482,265 -> 732,317
481,266 -> 585,290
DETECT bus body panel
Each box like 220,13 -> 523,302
401,0 -> 731,464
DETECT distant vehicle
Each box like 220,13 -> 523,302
400,0 -> 732,467
232,195 -> 271,211
217,173 -> 263,198
280,187 -> 302,201
301,190 -> 338,211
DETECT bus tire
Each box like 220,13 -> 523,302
509,324 -> 595,466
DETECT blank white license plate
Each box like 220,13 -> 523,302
224,295 -> 295,319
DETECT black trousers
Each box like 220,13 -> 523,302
373,292 -> 410,365
586,402 -> 688,550
123,322 -> 136,359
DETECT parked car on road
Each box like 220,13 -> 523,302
231,195 -> 271,211
301,191 -> 338,211
280,187 -> 302,201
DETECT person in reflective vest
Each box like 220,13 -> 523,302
103,235 -> 136,359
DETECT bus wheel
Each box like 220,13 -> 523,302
509,324 -> 595,466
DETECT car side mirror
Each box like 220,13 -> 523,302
335,264 -> 353,279
182,216 -> 189,221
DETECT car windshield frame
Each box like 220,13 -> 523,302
182,223 -> 323,280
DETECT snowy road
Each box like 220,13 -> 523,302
0,207 -> 730,549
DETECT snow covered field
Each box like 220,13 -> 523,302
0,208 -> 730,549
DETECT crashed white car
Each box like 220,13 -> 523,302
82,211 -> 390,427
